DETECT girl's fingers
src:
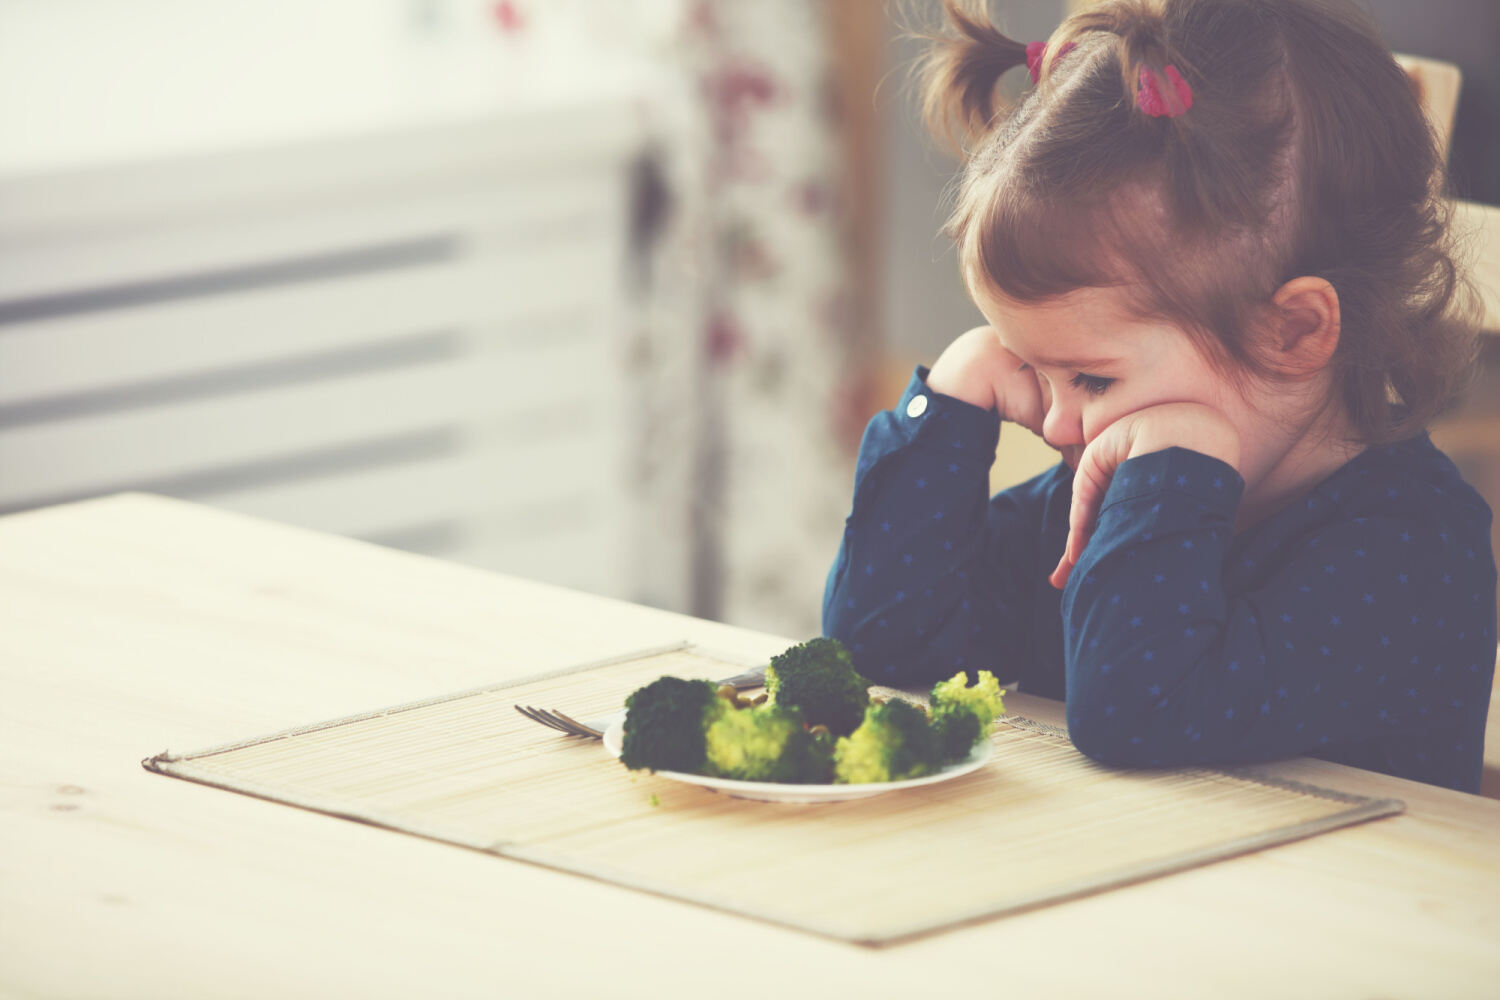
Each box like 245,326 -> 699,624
1047,552 -> 1074,591
1014,379 -> 1047,439
1049,420 -> 1132,590
996,361 -> 1046,437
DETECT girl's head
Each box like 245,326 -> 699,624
913,0 -> 1480,448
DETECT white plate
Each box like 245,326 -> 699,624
601,712 -> 993,803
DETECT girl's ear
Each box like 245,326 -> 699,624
1266,276 -> 1341,377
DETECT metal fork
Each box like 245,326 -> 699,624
514,666 -> 768,739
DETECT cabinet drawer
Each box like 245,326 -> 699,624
0,346 -> 618,510
0,241 -> 615,409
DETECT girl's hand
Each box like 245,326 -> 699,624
925,325 -> 1046,435
1049,403 -> 1241,590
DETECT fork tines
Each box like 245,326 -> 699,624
515,705 -> 571,734
514,705 -> 598,738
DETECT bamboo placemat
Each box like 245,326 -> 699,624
142,642 -> 1404,946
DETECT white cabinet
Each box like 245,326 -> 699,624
0,8 -> 647,599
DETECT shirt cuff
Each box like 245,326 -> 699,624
1099,446 -> 1244,516
895,365 -> 1001,461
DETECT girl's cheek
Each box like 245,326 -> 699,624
1081,403 -> 1118,444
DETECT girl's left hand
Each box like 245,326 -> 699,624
1049,403 -> 1241,590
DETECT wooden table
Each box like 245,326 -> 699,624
3,493 -> 1498,998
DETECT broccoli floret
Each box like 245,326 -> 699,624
933,708 -> 982,762
930,670 -> 1006,763
764,637 -> 871,737
619,676 -> 726,773
833,698 -> 941,783
704,703 -> 835,783
930,670 -> 1006,728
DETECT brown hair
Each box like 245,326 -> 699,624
910,0 -> 1481,443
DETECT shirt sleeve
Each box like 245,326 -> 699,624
822,365 -> 1051,687
1060,446 -> 1493,771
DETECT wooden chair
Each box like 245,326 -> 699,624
1394,53 -> 1463,165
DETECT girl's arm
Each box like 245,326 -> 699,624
1050,402 -> 1240,589
1057,443 -> 1497,790
823,361 -> 1065,688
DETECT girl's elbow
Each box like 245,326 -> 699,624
1065,707 -> 1222,770
1071,733 -> 1132,768
1064,702 -> 1136,767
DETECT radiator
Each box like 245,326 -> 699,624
0,104 -> 642,600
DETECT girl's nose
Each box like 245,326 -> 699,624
1042,396 -> 1085,450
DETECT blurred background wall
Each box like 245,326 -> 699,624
1,0 -> 1496,642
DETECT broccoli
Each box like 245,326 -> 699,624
833,697 -> 941,783
616,649 -> 1003,789
930,670 -> 1007,763
764,637 -> 871,737
704,703 -> 835,783
932,708 -> 983,763
619,676 -> 727,773
930,670 -> 1006,728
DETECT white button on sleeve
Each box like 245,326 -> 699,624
906,395 -> 928,418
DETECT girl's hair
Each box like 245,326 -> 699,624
911,0 -> 1481,443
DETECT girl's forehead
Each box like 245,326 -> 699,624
975,281 -> 1245,403
976,284 -> 1155,361
978,283 -> 1133,325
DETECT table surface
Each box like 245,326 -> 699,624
3,492 -> 1498,999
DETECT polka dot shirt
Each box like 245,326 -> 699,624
823,367 -> 1498,794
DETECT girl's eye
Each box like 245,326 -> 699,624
1070,372 -> 1114,396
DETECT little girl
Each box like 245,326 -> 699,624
824,0 -> 1497,793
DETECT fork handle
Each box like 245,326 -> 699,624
718,666 -> 768,690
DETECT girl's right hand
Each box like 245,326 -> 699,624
924,325 -> 1046,437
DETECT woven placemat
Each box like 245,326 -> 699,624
143,642 -> 1404,946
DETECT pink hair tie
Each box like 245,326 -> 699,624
1136,64 -> 1193,118
1026,40 -> 1077,84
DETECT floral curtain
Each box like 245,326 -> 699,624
494,0 -> 862,639
683,0 -> 861,638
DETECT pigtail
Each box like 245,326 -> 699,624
1109,5 -> 1187,118
1073,1 -> 1283,253
1045,2 -> 1198,123
910,0 -> 1031,159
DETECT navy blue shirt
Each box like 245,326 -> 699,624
824,366 -> 1498,794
